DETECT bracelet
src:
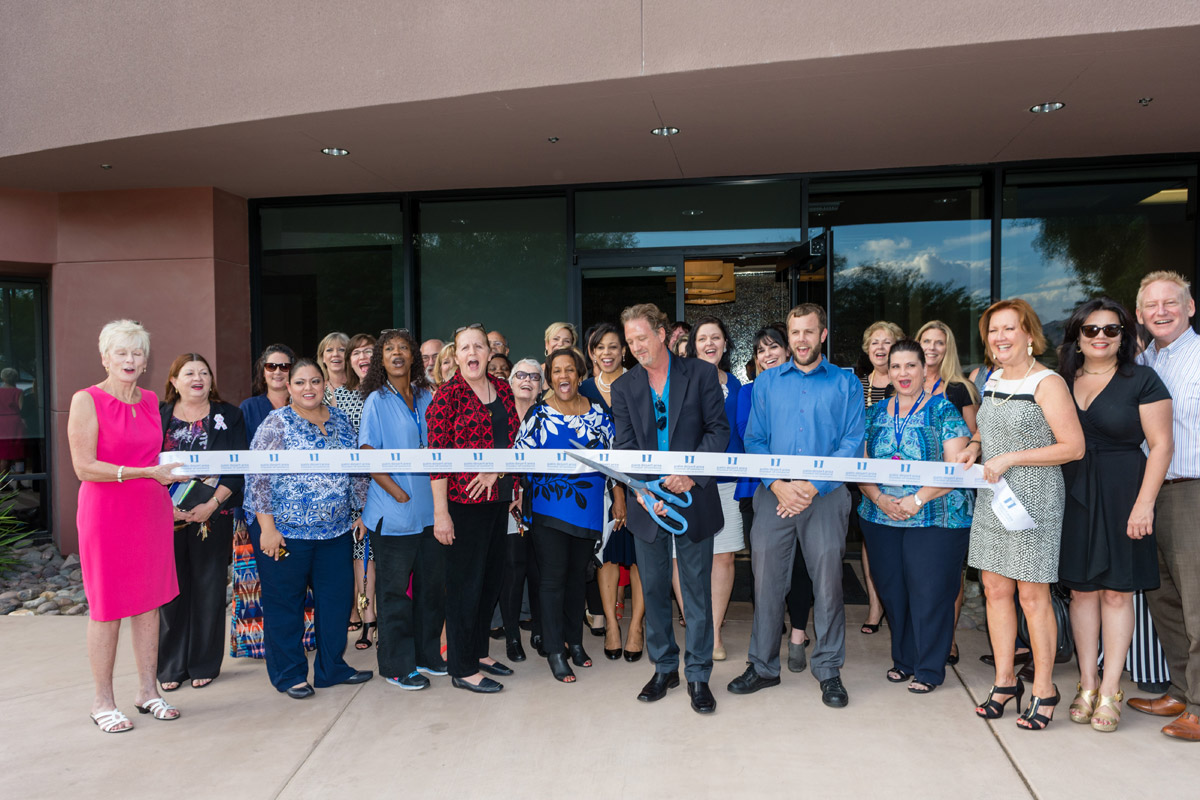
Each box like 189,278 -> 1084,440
968,439 -> 981,447
116,466 -> 124,483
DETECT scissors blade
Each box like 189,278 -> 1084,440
566,443 -> 643,488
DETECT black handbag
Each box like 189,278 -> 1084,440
1016,583 -> 1074,664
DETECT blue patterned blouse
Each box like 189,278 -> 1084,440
514,402 -> 614,539
858,396 -> 974,529
244,406 -> 369,540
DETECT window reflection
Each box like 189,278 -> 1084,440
0,282 -> 49,538
1001,173 -> 1196,361
812,181 -> 991,371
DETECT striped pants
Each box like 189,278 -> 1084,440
1096,590 -> 1170,683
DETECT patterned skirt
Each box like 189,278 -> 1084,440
229,516 -> 316,657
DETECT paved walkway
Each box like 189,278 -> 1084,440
2,606 -> 1196,799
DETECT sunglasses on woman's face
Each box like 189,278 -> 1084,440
264,362 -> 292,372
1080,324 -> 1123,339
513,371 -> 542,382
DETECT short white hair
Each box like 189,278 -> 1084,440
98,319 -> 150,358
509,358 -> 543,387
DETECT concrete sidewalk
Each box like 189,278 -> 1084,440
2,609 -> 1196,800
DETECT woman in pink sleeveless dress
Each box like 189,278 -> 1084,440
67,320 -> 184,733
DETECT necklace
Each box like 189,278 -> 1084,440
989,359 -> 1037,407
1082,363 -> 1116,375
596,368 -> 624,391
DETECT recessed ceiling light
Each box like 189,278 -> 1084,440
1138,97 -> 1154,107
99,164 -> 113,170
651,126 -> 680,137
547,136 -> 560,143
1029,102 -> 1064,114
321,147 -> 350,156
681,209 -> 704,216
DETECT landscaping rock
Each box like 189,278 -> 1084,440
0,600 -> 18,615
62,553 -> 81,570
69,569 -> 83,582
35,600 -> 57,614
8,608 -> 34,616
64,604 -> 87,616
54,596 -> 74,608
16,588 -> 33,602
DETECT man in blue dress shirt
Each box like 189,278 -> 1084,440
729,303 -> 865,708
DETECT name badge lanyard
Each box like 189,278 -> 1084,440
892,390 -> 925,459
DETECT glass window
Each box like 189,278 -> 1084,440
258,203 -> 404,358
811,177 -> 991,372
417,197 -> 567,360
0,280 -> 49,538
1001,169 -> 1196,361
576,181 -> 803,249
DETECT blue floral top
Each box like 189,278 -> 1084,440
514,402 -> 614,539
858,396 -> 974,529
244,406 -> 369,540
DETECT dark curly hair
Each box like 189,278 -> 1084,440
251,343 -> 295,396
360,329 -> 431,396
685,315 -> 733,372
1057,296 -> 1137,383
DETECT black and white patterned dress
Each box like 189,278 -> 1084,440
332,385 -> 371,561
968,369 -> 1065,583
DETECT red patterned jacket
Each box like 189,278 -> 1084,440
425,371 -> 520,504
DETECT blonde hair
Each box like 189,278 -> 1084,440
860,321 -> 904,353
98,319 -> 150,359
543,321 -> 577,348
316,331 -> 350,382
1136,270 -> 1193,308
916,320 -> 979,404
433,342 -> 457,385
619,304 -> 669,332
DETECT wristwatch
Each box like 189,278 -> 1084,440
912,491 -> 924,508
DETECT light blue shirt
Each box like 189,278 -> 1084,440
744,357 -> 866,496
1139,325 -> 1200,480
358,385 -> 435,535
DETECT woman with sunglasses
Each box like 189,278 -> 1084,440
427,323 -> 521,693
1056,297 -> 1173,732
232,345 -> 316,660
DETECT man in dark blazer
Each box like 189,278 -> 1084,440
610,303 -> 730,714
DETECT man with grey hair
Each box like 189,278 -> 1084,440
420,338 -> 444,384
1129,270 -> 1200,742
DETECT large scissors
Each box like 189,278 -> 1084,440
568,442 -> 692,535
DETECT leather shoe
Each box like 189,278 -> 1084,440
623,648 -> 643,663
530,633 -> 545,656
604,646 -> 622,660
286,683 -> 315,699
339,670 -> 373,685
1162,712 -> 1200,742
478,660 -> 513,677
820,676 -> 849,708
688,681 -> 717,714
506,637 -> 527,663
727,664 -> 781,695
1128,693 -> 1187,717
637,672 -> 679,702
980,650 -> 1032,667
452,676 -> 503,693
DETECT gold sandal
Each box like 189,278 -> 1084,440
1090,689 -> 1123,733
1069,682 -> 1099,724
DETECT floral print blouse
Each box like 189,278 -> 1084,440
244,406 -> 368,540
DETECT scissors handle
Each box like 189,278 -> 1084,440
638,488 -> 689,536
646,479 -> 693,508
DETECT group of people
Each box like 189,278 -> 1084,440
68,271 -> 1199,741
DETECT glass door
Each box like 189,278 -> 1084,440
0,279 -> 49,539
577,256 -> 684,340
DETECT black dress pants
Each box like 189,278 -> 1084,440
444,501 -> 507,678
500,530 -> 541,639
372,525 -> 446,679
158,512 -> 234,684
531,521 -> 594,651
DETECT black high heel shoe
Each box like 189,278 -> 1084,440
355,622 -> 376,650
1017,685 -> 1060,731
860,612 -> 885,634
976,679 -> 1025,719
547,652 -> 576,683
568,644 -> 593,668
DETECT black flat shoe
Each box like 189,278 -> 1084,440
547,652 -> 577,683
339,670 -> 374,685
452,676 -> 503,693
489,627 -> 506,640
623,648 -> 643,663
886,668 -> 913,683
530,633 -> 545,657
820,676 -> 849,708
637,672 -> 679,702
478,660 -> 513,677
568,644 -> 592,668
287,683 -> 315,699
727,664 -> 780,695
506,637 -> 527,663
947,645 -> 960,666
688,681 -> 716,714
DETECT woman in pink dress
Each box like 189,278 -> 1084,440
67,320 -> 184,733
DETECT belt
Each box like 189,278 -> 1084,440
1164,477 -> 1197,486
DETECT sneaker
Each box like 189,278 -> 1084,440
417,661 -> 448,677
386,671 -> 430,691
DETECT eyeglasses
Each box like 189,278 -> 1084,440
264,362 -> 292,372
453,323 -> 485,336
1079,324 -> 1123,338
513,371 -> 542,382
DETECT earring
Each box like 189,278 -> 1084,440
1027,343 -> 1034,357
1075,344 -> 1082,353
